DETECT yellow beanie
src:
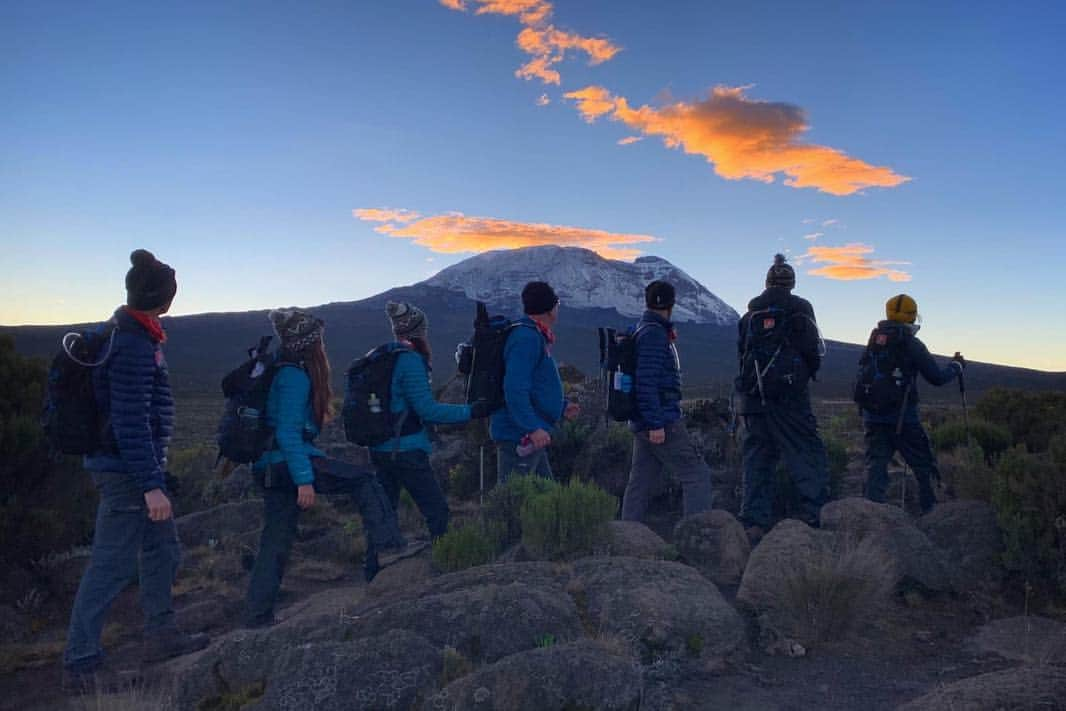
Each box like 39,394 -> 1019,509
886,294 -> 918,324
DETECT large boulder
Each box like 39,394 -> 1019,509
918,500 -> 1004,585
570,557 -> 746,667
897,665 -> 1066,710
426,640 -> 641,711
820,497 -> 958,593
606,521 -> 671,560
966,616 -> 1066,665
673,510 -> 751,586
175,499 -> 263,549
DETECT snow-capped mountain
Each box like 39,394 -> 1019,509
422,246 -> 739,325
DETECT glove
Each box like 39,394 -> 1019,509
469,400 -> 495,419
951,352 -> 967,370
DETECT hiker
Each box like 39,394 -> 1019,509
490,281 -> 580,482
736,254 -> 829,540
63,250 -> 208,691
244,309 -> 421,628
369,302 -> 491,539
856,294 -> 964,513
621,281 -> 713,522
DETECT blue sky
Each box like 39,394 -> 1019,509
2,1 -> 1064,370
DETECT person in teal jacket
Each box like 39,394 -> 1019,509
244,309 -> 420,628
490,282 -> 580,482
371,302 -> 491,538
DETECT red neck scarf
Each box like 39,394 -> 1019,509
531,318 -> 556,346
125,306 -> 167,343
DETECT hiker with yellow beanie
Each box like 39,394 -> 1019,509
853,294 -> 965,513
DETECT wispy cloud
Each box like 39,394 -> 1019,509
617,135 -> 643,146
822,218 -> 840,227
566,85 -> 910,196
440,0 -> 620,86
536,93 -> 551,106
804,243 -> 911,281
355,206 -> 657,260
803,232 -> 823,240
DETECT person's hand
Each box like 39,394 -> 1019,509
469,400 -> 494,419
647,428 -> 666,445
529,429 -> 551,449
144,489 -> 173,522
564,401 -> 581,420
951,352 -> 967,370
296,484 -> 316,509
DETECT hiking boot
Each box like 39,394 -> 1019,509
62,662 -> 141,696
378,540 -> 428,567
744,525 -> 766,548
141,628 -> 210,664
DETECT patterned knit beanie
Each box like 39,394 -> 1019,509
386,301 -> 429,341
269,308 -> 324,355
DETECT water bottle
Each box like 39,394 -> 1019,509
620,373 -> 633,393
516,436 -> 537,457
368,393 -> 382,414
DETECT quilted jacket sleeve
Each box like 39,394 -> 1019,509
635,325 -> 668,430
271,367 -> 315,486
396,352 -> 471,425
108,335 -> 165,492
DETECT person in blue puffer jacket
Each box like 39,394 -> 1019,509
370,302 -> 491,539
621,281 -> 713,522
490,282 -> 580,483
243,309 -> 421,628
64,250 -> 208,693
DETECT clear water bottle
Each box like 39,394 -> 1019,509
368,393 -> 382,414
620,373 -> 633,393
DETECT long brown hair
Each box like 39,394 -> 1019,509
306,339 -> 334,427
407,336 -> 432,366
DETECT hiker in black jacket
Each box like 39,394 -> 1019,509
620,281 -> 713,522
857,294 -> 964,513
736,255 -> 829,540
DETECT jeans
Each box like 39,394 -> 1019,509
621,419 -> 713,522
370,449 -> 450,539
64,472 -> 181,670
863,421 -> 939,512
739,399 -> 830,528
495,442 -> 554,485
244,457 -> 404,623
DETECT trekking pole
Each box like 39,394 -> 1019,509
900,463 -> 907,510
955,352 -> 970,444
479,445 -> 485,507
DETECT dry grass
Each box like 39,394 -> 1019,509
774,537 -> 897,645
73,684 -> 175,711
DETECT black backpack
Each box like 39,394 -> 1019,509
598,323 -> 659,422
42,321 -> 118,455
737,306 -> 810,404
342,343 -> 423,447
455,302 -> 540,412
216,336 -> 298,464
854,326 -> 912,415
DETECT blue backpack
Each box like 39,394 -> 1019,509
42,321 -> 118,455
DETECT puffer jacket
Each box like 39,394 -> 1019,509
84,307 -> 175,492
255,365 -> 324,486
631,310 -> 682,432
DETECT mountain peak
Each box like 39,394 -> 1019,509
422,246 -> 738,325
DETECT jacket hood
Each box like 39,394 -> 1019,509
747,287 -> 793,311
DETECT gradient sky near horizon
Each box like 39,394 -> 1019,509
3,1 -> 1064,371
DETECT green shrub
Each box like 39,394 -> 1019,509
571,422 -> 635,497
431,522 -> 502,573
990,444 -> 1066,594
824,433 -> 848,499
931,418 -> 1011,461
938,443 -> 995,502
547,419 -> 593,483
976,388 -> 1066,453
520,479 -> 617,560
447,463 -> 479,500
483,475 -> 559,547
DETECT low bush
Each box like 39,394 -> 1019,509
571,422 -> 633,498
976,388 -> 1066,453
931,418 -> 1011,461
482,474 -> 559,547
824,433 -> 848,499
520,479 -> 617,560
547,418 -> 593,483
938,443 -> 995,502
431,521 -> 502,573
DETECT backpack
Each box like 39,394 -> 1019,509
853,326 -> 912,415
737,306 -> 810,404
42,321 -> 118,455
598,323 -> 659,422
341,343 -> 423,447
455,302 -> 540,412
216,336 -> 297,464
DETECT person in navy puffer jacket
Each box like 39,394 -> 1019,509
64,250 -> 208,692
621,281 -> 713,522
370,302 -> 491,539
490,282 -> 580,483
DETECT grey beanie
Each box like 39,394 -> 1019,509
386,301 -> 429,341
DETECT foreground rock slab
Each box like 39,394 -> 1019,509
967,616 -> 1066,665
897,665 -> 1066,710
673,510 -> 751,586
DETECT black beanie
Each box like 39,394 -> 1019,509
765,253 -> 796,290
126,249 -> 177,311
521,281 -> 559,315
645,280 -> 676,310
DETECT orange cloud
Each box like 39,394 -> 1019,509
441,0 -> 620,86
566,85 -> 909,196
355,207 -> 657,260
352,208 -> 421,223
804,243 -> 911,282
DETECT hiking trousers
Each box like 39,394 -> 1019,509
621,419 -> 713,522
495,442 -> 554,485
371,449 -> 450,539
739,399 -> 829,528
863,421 -> 939,513
244,457 -> 404,624
64,471 -> 181,670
